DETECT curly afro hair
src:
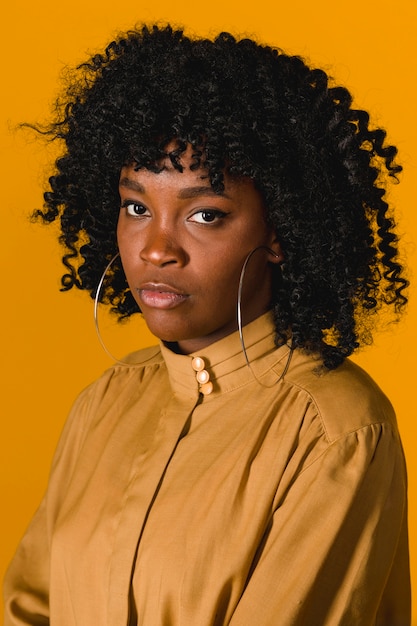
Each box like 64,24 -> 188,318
35,24 -> 408,369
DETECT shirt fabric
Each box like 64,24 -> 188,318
3,313 -> 411,625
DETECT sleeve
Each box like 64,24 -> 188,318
229,421 -> 411,626
3,384 -> 98,626
3,500 -> 50,626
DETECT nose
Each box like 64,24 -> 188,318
139,225 -> 187,267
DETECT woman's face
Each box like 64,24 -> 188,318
117,150 -> 281,354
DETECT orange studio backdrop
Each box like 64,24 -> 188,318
2,0 -> 416,621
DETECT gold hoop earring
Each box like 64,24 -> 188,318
237,246 -> 293,385
94,252 -> 141,366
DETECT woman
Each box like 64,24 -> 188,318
4,24 -> 410,625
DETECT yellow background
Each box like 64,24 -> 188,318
1,0 -> 416,621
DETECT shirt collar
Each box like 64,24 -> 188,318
160,312 -> 292,400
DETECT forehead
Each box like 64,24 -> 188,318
119,142 -> 262,201
119,163 -> 262,205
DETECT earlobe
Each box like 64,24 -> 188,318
267,237 -> 284,263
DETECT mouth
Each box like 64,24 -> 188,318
136,283 -> 189,309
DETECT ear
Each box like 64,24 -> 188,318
266,232 -> 284,264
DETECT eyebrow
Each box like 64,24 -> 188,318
178,186 -> 229,199
119,177 -> 230,199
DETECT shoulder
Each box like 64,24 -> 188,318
120,343 -> 163,366
72,344 -> 165,413
52,344 -> 166,457
283,349 -> 397,443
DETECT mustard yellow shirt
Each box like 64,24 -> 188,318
3,314 -> 410,625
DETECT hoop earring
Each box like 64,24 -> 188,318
237,246 -> 293,386
94,252 -> 140,366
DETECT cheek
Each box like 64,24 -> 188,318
117,223 -> 140,267
117,242 -> 139,291
116,213 -> 124,245
200,237 -> 266,296
202,250 -> 245,298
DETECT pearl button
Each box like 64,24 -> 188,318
191,357 -> 205,372
200,381 -> 213,395
196,369 -> 210,384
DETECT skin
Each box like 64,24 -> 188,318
117,149 -> 282,354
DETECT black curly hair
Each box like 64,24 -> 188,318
34,24 -> 408,369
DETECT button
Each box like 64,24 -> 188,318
191,356 -> 205,372
200,382 -> 213,395
196,369 -> 210,384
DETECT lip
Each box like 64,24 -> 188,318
136,282 -> 189,309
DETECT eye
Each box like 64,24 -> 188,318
188,209 -> 227,224
122,201 -> 149,217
